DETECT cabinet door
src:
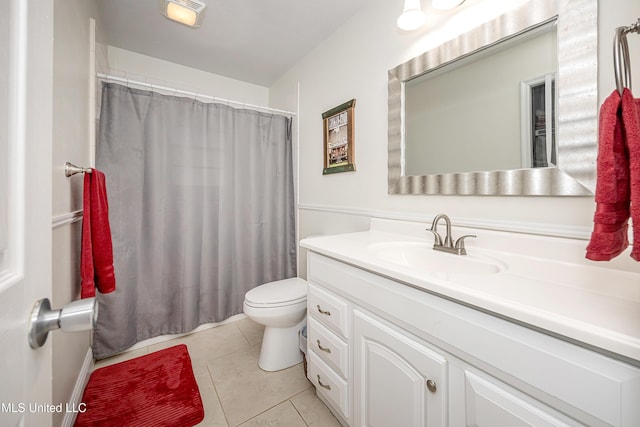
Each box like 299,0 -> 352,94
354,310 -> 447,427
464,370 -> 579,427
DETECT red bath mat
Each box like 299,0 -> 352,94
75,344 -> 204,427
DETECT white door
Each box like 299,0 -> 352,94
0,0 -> 53,426
354,310 -> 447,427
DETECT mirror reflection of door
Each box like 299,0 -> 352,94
522,75 -> 556,168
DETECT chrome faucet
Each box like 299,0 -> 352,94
427,214 -> 476,255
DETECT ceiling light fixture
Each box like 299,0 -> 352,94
159,0 -> 207,28
431,0 -> 466,11
397,0 -> 426,31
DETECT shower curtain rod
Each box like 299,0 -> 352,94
96,72 -> 297,117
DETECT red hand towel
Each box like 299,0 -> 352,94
81,169 -> 116,298
586,90 -> 630,261
621,90 -> 640,261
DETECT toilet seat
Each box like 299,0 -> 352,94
244,277 -> 307,308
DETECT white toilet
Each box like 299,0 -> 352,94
243,277 -> 307,371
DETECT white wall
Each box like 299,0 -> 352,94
269,0 -> 640,275
104,46 -> 269,106
52,1 -> 102,425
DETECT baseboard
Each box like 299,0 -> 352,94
61,347 -> 94,427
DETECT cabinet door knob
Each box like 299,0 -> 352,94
426,379 -> 437,393
317,375 -> 332,390
316,305 -> 331,316
316,339 -> 332,353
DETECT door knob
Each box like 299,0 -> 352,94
28,297 -> 98,349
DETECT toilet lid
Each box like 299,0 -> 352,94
244,277 -> 307,306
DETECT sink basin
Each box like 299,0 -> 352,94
368,241 -> 503,278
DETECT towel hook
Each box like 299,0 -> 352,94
65,162 -> 92,177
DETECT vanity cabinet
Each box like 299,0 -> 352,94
305,251 -> 640,427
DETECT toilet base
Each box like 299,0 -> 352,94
258,318 -> 306,372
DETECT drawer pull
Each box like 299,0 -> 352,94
316,305 -> 331,316
426,379 -> 437,393
317,375 -> 332,390
316,339 -> 332,353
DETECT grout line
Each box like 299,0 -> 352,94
205,363 -> 232,427
224,362 -> 309,426
289,394 -> 311,427
289,386 -> 341,427
233,376 -> 313,426
235,400 -> 300,427
233,319 -> 254,347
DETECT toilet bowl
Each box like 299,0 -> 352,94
243,277 -> 307,371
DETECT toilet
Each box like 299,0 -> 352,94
243,277 -> 307,371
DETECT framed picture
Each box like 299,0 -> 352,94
322,99 -> 356,175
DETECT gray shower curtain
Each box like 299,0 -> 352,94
93,83 -> 296,359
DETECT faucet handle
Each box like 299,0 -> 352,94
454,235 -> 476,255
427,229 -> 443,246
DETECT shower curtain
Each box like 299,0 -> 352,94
93,83 -> 296,359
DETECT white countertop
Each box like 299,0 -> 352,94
300,218 -> 640,364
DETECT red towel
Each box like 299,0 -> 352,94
81,169 -> 116,298
621,90 -> 640,261
586,90 -> 630,261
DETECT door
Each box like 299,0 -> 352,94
353,310 -> 447,427
0,0 -> 53,426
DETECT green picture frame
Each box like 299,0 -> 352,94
322,99 -> 356,175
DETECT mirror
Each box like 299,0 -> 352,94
388,0 -> 598,196
405,22 -> 557,175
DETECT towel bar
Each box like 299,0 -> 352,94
614,18 -> 640,95
65,162 -> 92,177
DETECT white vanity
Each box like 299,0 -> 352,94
300,218 -> 640,427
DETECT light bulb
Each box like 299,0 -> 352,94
166,2 -> 198,27
397,0 -> 426,31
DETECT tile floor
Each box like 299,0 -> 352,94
94,317 -> 341,427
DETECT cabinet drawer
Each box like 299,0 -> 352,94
308,317 -> 349,378
308,283 -> 349,338
308,351 -> 350,419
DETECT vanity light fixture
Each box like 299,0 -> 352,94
431,0 -> 465,11
159,0 -> 207,28
397,0 -> 426,31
